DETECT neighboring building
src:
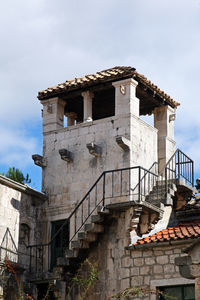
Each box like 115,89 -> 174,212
0,66 -> 199,299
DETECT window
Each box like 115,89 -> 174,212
159,285 -> 195,300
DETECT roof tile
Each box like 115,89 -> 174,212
133,223 -> 200,246
38,66 -> 180,108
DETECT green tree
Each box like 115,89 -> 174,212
0,167 -> 31,185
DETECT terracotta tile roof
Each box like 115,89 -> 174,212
134,223 -> 200,246
38,66 -> 180,108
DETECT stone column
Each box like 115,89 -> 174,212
154,105 -> 176,173
65,112 -> 77,126
41,97 -> 66,133
112,78 -> 139,117
81,91 -> 94,122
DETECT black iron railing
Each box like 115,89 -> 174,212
28,165 -> 158,273
0,228 -> 18,264
163,149 -> 194,187
28,149 -> 194,274
0,246 -> 18,264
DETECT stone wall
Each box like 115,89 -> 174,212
42,113 -> 157,224
69,209 -> 194,300
0,175 -> 46,268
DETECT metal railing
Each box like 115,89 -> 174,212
163,149 -> 194,187
0,228 -> 18,264
28,165 -> 158,274
28,149 -> 194,275
0,246 -> 18,264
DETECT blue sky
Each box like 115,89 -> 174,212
0,0 -> 200,191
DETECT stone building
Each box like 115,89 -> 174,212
0,66 -> 198,299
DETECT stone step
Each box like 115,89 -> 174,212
65,249 -> 79,258
71,240 -> 89,249
84,223 -> 104,233
168,188 -> 175,196
91,214 -> 104,223
78,231 -> 97,242
52,266 -> 65,279
56,257 -> 70,267
97,206 -> 110,215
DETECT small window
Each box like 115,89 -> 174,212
159,285 -> 195,300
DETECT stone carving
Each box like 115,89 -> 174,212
32,154 -> 47,167
86,143 -> 101,157
116,136 -> 130,152
59,149 -> 73,162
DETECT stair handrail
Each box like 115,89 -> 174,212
28,165 -> 159,273
160,148 -> 194,187
28,172 -> 105,249
131,162 -> 158,194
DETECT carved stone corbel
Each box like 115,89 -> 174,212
116,136 -> 130,152
86,143 -> 101,157
32,154 -> 47,167
59,149 -> 73,162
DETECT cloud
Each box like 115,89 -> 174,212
0,126 -> 38,168
0,0 -> 200,182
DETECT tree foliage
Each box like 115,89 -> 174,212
0,167 -> 31,185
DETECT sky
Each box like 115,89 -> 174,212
0,0 -> 200,191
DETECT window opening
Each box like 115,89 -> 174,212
50,219 -> 69,270
159,284 -> 195,300
92,88 -> 115,121
64,115 -> 67,127
140,114 -> 154,127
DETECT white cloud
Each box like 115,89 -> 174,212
0,0 -> 200,180
0,126 -> 38,168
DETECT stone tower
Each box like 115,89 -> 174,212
35,67 -> 178,229
30,66 -> 184,299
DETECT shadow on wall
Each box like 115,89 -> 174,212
11,198 -> 20,211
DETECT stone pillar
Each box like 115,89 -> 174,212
41,97 -> 66,133
81,91 -> 94,122
66,112 -> 77,126
112,78 -> 139,117
154,105 -> 176,173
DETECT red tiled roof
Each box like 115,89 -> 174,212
134,223 -> 200,246
38,66 -> 180,108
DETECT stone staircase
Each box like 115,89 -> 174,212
28,149 -> 195,291
145,180 -> 177,207
56,206 -> 111,272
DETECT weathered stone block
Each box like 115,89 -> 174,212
154,250 -> 164,255
143,250 -> 153,257
156,255 -> 169,264
163,264 -> 175,273
131,276 -> 144,286
169,254 -> 180,264
140,266 -> 151,275
153,265 -> 163,274
121,256 -> 133,268
130,267 -> 140,276
133,258 -> 144,267
145,257 -> 155,265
